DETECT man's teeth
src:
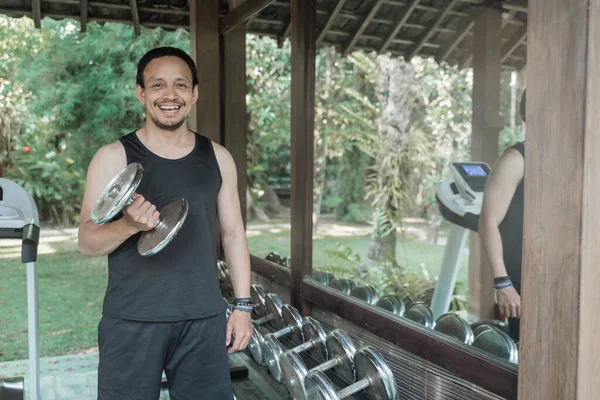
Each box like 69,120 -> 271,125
159,105 -> 181,111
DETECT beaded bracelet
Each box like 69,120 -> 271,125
232,305 -> 253,313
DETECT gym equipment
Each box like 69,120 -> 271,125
265,316 -> 329,386
281,256 -> 291,268
91,162 -> 189,256
251,284 -> 267,318
404,302 -> 435,328
376,294 -> 405,316
218,261 -> 234,298
266,251 -> 282,264
252,293 -> 285,329
0,377 -> 24,400
280,328 -> 357,397
472,326 -> 518,364
328,279 -> 356,295
431,161 -> 490,319
0,178 -> 41,399
304,346 -> 398,400
311,271 -> 335,285
350,286 -> 378,304
434,313 -> 474,344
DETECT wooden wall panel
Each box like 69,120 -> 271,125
519,1 -> 600,398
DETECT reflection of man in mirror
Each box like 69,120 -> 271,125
478,90 -> 526,343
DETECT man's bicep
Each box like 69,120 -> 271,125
79,143 -> 127,225
214,145 -> 244,235
480,151 -> 524,225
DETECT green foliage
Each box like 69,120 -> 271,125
8,128 -> 83,225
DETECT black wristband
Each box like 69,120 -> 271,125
493,276 -> 512,289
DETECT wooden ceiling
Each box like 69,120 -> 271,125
0,0 -> 528,69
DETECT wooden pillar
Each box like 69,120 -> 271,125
189,0 -> 221,143
519,1 -> 600,398
222,24 -> 248,227
290,0 -> 316,313
468,7 -> 502,320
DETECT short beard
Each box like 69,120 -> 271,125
149,114 -> 186,131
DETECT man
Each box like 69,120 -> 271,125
77,47 -> 252,399
478,90 -> 526,343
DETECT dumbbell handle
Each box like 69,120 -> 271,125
254,313 -> 275,325
273,324 -> 296,339
311,355 -> 341,374
337,376 -> 371,398
289,336 -> 317,354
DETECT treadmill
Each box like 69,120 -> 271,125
0,178 -> 41,400
429,162 -> 490,319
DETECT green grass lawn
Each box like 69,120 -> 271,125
0,221 -> 468,363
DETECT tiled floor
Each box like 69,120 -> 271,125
0,351 -> 289,399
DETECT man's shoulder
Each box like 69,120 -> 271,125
91,139 -> 126,166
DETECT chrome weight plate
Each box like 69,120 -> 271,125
282,305 -> 305,345
264,293 -> 284,330
280,350 -> 309,400
250,284 -> 267,318
247,321 -> 264,364
326,329 -> 356,383
263,335 -> 285,382
376,294 -> 405,316
304,371 -> 338,400
434,313 -> 474,344
472,327 -> 518,363
353,346 -> 398,400
350,285 -> 379,305
138,198 -> 188,256
92,163 -> 143,224
404,301 -> 435,328
302,317 -> 328,363
329,279 -> 353,295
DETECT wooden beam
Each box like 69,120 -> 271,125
190,0 -> 221,144
250,255 -> 291,288
469,7 -> 502,321
80,0 -> 88,32
378,0 -> 421,53
222,23 -> 248,226
341,0 -> 386,57
128,0 -> 140,36
406,0 -> 458,61
519,1 -> 600,398
501,25 -> 527,62
220,0 -> 277,35
502,0 -> 528,13
32,0 -> 41,28
436,11 -> 478,63
290,0 -> 316,314
462,10 -> 518,69
277,20 -> 291,48
316,0 -> 349,47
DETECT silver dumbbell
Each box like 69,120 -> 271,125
263,316 -> 328,383
252,304 -> 304,368
350,285 -> 379,305
280,329 -> 357,397
251,284 -> 267,318
375,294 -> 405,316
304,346 -> 398,400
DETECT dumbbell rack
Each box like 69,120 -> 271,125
0,178 -> 41,400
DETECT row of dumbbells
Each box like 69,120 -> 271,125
311,270 -> 519,364
223,283 -> 398,400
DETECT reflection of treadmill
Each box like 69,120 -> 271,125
430,162 -> 490,319
0,179 -> 41,400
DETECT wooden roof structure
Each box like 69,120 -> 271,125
0,0 -> 528,69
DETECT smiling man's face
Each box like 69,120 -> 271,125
137,56 -> 198,131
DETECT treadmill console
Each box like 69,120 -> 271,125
436,161 -> 490,232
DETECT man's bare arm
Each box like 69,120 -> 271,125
214,143 -> 251,299
477,149 -> 525,278
77,142 -> 139,257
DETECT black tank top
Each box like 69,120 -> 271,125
102,131 -> 226,321
498,141 -> 524,284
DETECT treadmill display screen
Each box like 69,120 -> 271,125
462,164 -> 487,177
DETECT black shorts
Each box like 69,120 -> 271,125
97,312 -> 233,400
